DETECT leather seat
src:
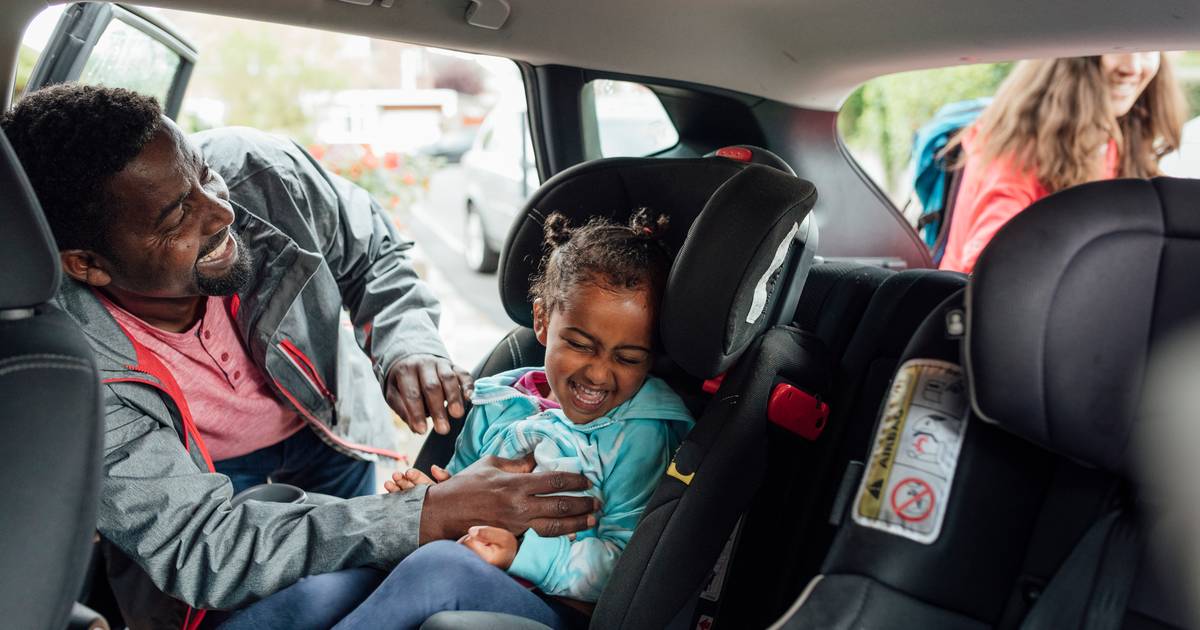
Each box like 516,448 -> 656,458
773,177 -> 1199,629
0,129 -> 105,627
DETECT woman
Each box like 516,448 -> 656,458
939,53 -> 1186,273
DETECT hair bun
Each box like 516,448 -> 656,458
542,212 -> 573,248
629,207 -> 670,240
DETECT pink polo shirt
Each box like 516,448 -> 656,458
100,294 -> 305,461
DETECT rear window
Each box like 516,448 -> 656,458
838,53 -> 1200,231
581,79 -> 679,158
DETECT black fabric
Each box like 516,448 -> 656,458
723,269 -> 966,627
497,153 -> 817,380
778,574 -> 988,630
1020,510 -> 1140,630
662,165 -> 818,378
966,177 -> 1200,474
498,157 -> 746,328
592,326 -> 833,629
0,306 -> 103,630
704,144 -> 798,176
814,293 -> 1056,624
0,128 -> 60,309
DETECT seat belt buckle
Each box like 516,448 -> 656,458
767,383 -> 829,441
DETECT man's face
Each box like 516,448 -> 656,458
97,119 -> 249,297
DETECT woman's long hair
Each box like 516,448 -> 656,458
949,55 -> 1186,193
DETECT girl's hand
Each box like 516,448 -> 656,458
457,525 -> 518,570
384,465 -> 452,492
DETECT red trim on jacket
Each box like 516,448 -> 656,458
101,320 -> 215,630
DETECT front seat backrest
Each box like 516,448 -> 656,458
0,128 -> 104,629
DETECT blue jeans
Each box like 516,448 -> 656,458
217,541 -> 567,630
213,427 -> 376,498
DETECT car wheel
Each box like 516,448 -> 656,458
464,203 -> 500,273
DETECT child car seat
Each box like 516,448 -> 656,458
773,177 -> 1197,629
417,147 -> 830,629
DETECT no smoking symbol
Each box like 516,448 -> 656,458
890,477 -> 935,522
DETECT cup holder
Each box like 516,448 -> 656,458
229,482 -> 308,508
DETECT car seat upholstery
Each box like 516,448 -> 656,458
716,267 -> 967,627
416,148 -> 828,629
773,177 -> 1199,629
0,129 -> 104,629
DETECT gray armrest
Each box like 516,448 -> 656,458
419,611 -> 553,630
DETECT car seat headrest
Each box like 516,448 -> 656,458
966,177 -> 1200,474
498,150 -> 816,379
0,129 -> 60,313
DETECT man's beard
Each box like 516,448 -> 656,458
196,231 -> 252,296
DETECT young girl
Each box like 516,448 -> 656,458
376,208 -> 694,628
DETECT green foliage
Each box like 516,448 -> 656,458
11,44 -> 39,101
200,29 -> 347,142
838,63 -> 1013,195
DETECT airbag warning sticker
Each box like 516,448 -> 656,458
852,359 -> 968,544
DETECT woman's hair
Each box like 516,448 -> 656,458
530,208 -> 672,314
948,55 -> 1186,193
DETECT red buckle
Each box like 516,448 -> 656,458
702,372 -> 726,394
715,146 -> 752,162
767,383 -> 829,441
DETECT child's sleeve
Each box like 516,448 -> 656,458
507,421 -> 670,602
444,406 -> 488,474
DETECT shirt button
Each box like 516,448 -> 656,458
220,352 -> 229,362
234,371 -> 241,380
204,330 -> 211,340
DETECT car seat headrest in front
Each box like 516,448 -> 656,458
966,177 -> 1200,475
498,150 -> 816,379
0,129 -> 60,312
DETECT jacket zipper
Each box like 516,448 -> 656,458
278,339 -> 337,403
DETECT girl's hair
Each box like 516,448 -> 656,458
530,208 -> 672,314
946,55 -> 1186,193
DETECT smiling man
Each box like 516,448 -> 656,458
1,83 -> 598,628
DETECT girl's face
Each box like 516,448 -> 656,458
532,282 -> 656,423
1099,52 -> 1160,117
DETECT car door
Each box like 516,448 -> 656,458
25,2 -> 196,119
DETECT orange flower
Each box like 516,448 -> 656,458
384,153 -> 400,170
350,164 -> 363,179
308,144 -> 326,160
402,173 -> 416,186
362,153 -> 379,170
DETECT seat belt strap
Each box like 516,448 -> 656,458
1020,509 -> 1140,630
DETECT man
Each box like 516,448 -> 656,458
2,84 -> 597,628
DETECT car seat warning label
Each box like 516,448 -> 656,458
852,359 -> 968,544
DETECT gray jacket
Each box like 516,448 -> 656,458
56,128 -> 444,628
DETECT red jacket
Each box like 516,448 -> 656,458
939,126 -> 1119,273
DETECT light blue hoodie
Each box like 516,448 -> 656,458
446,367 -> 695,602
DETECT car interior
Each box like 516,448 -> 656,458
4,1 -> 1200,629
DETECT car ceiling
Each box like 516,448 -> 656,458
6,0 -> 1200,111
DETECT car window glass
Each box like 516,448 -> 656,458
582,79 -> 678,157
17,5 -> 528,469
838,53 -> 1200,250
78,18 -> 182,103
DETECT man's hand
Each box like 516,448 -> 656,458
458,525 -> 518,570
384,465 -> 451,492
386,354 -> 473,435
419,454 -> 599,544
